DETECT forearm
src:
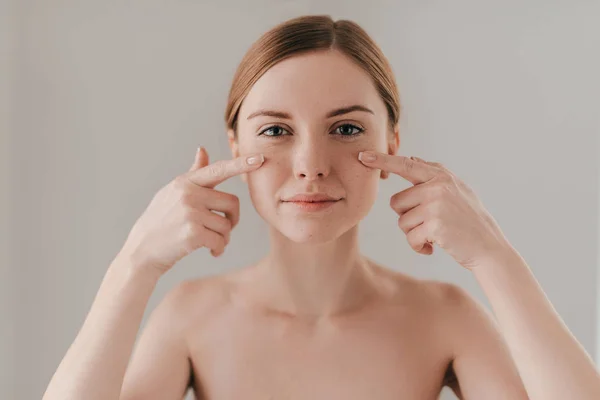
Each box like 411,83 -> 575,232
43,251 -> 161,400
472,248 -> 600,400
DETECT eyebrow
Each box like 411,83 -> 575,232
246,104 -> 375,120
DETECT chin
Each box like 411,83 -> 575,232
278,228 -> 345,244
252,196 -> 376,244
272,215 -> 361,244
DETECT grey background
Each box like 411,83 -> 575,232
2,0 -> 16,397
2,1 -> 599,399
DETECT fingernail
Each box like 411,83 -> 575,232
359,151 -> 377,162
246,154 -> 264,165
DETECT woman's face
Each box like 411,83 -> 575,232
231,49 -> 398,244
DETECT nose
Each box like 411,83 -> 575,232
292,137 -> 330,180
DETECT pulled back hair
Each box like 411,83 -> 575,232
224,15 -> 400,139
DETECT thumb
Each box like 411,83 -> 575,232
189,146 -> 209,172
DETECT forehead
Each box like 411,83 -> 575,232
238,50 -> 386,120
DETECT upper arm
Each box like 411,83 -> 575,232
440,284 -> 529,400
120,282 -> 193,400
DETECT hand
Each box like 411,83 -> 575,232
120,147 -> 265,276
358,151 -> 512,270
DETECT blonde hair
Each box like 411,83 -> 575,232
224,15 -> 401,139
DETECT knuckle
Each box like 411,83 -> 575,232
235,157 -> 246,171
440,169 -> 454,182
389,196 -> 396,210
181,226 -> 202,251
184,220 -> 203,239
221,192 -> 239,210
429,218 -> 444,237
223,216 -> 233,231
391,188 -> 411,210
442,180 -> 455,194
209,234 -> 224,252
460,180 -> 474,194
427,199 -> 442,217
402,157 -> 414,173
179,190 -> 196,207
169,176 -> 187,197
181,206 -> 198,222
430,181 -> 452,197
407,230 -> 419,249
207,163 -> 224,177
183,231 -> 198,248
434,183 -> 448,195
173,175 -> 190,190
390,192 -> 400,207
210,212 -> 230,232
397,216 -> 407,233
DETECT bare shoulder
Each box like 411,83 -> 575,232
367,261 -> 490,334
371,267 -> 529,398
374,265 -> 508,357
152,270 -> 241,332
368,261 -> 474,309
422,279 -> 494,328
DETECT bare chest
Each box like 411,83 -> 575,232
188,307 -> 452,400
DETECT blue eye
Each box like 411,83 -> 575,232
258,123 -> 364,138
259,125 -> 290,137
334,123 -> 364,137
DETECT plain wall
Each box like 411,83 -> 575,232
1,0 -> 16,398
5,1 -> 600,399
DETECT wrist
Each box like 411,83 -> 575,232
112,247 -> 164,285
470,240 -> 524,275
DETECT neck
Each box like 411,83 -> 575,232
252,225 -> 378,318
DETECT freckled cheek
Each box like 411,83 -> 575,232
342,162 -> 380,198
246,155 -> 288,202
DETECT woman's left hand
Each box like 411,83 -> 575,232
358,151 -> 513,270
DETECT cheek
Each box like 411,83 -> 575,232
246,155 -> 287,201
343,161 -> 380,202
236,132 -> 279,154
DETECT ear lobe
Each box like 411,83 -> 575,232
227,129 -> 239,158
381,124 -> 398,180
388,123 -> 400,156
227,129 -> 248,184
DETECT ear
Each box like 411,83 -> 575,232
380,123 -> 400,180
227,128 -> 239,157
227,128 -> 248,183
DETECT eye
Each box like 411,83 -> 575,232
333,123 -> 364,138
258,125 -> 290,137
258,123 -> 364,138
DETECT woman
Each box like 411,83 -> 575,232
43,15 -> 600,400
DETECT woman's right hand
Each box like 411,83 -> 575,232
120,147 -> 264,277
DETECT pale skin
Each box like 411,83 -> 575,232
42,50 -> 600,400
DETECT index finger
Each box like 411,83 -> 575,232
358,151 -> 434,185
187,153 -> 264,188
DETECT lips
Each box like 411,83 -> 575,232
280,193 -> 342,212
283,193 -> 341,202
